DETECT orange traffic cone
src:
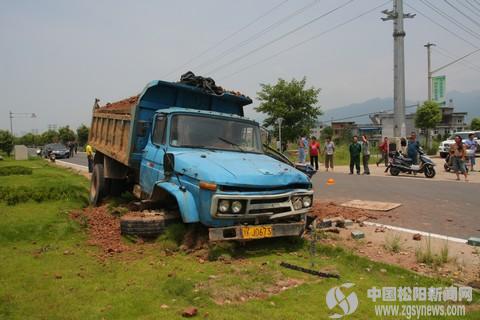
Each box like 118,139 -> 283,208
326,178 -> 335,186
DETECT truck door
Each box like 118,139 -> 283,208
140,114 -> 167,195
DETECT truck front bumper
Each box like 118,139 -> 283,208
208,221 -> 305,241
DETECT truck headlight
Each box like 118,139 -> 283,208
302,196 -> 312,208
292,196 -> 303,210
218,200 -> 230,213
231,201 -> 243,213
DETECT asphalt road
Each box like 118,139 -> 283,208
59,152 -> 89,168
60,153 -> 479,239
311,172 -> 480,239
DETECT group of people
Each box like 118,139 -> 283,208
297,136 -> 336,171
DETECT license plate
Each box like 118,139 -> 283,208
241,226 -> 273,239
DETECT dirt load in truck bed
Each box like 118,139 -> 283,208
96,95 -> 139,114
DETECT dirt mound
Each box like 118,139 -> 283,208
70,206 -> 129,256
96,95 -> 139,114
310,201 -> 384,221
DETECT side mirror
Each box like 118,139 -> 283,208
164,153 -> 175,178
294,163 -> 317,179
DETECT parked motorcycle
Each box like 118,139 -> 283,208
47,150 -> 56,163
385,147 -> 436,178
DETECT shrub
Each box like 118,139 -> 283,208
0,184 -> 87,206
0,166 -> 33,176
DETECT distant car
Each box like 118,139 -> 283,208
42,143 -> 70,159
438,131 -> 479,158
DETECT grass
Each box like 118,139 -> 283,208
384,234 -> 402,253
0,159 -> 479,319
285,144 -> 383,166
415,236 -> 451,268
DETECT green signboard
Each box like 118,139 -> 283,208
432,75 -> 446,105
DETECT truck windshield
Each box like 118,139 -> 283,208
170,114 -> 263,153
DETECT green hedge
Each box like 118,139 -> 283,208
0,166 -> 33,176
0,184 -> 87,206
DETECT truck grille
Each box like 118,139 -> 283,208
211,191 -> 313,218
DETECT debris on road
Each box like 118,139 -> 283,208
340,199 -> 401,211
413,233 -> 422,241
467,237 -> 480,247
181,306 -> 198,317
279,262 -> 340,279
351,230 -> 365,239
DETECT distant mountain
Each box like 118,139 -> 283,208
319,90 -> 479,125
445,90 -> 480,121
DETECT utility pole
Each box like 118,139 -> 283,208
8,111 -> 37,136
382,0 -> 415,138
9,111 -> 13,135
277,117 -> 284,153
424,42 -> 435,101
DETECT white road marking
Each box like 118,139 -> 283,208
55,159 -> 88,172
364,221 -> 468,244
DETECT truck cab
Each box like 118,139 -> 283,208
88,78 -> 314,240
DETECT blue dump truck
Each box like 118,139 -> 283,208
88,76 -> 314,241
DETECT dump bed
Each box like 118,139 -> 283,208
89,80 -> 252,167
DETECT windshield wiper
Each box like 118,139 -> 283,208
217,137 -> 246,153
180,144 -> 216,152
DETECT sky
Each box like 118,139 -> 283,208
1,0 -> 479,136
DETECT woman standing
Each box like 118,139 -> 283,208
309,136 -> 320,170
324,136 -> 335,171
450,135 -> 468,182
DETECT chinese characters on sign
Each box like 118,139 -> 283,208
367,286 -> 472,303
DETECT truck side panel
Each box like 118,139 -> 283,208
90,112 -> 131,166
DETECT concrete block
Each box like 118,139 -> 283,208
344,219 -> 353,227
351,230 -> 365,240
14,145 -> 28,160
467,237 -> 480,247
318,219 -> 333,229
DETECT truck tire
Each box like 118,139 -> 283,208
90,163 -> 105,206
120,213 -> 166,238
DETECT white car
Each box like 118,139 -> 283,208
438,131 -> 480,158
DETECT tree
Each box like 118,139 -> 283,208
40,130 -> 59,145
320,126 -> 333,141
58,126 -> 76,144
76,124 -> 89,146
256,77 -> 322,144
415,100 -> 441,148
0,130 -> 14,156
471,117 -> 480,131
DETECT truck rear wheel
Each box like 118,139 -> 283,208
90,163 -> 105,206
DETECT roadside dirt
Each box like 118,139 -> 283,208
70,206 -> 130,258
310,201 -> 386,222
313,202 -> 480,286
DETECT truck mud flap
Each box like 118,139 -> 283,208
208,222 -> 305,241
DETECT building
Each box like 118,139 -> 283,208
331,121 -> 356,137
370,99 -> 467,139
433,99 -> 468,137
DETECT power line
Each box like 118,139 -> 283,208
192,0 -> 320,73
322,104 -> 418,124
218,1 -> 391,80
466,0 -> 480,14
435,46 -> 480,73
405,1 -> 479,48
205,0 -> 356,76
459,1 -> 480,19
160,0 -> 289,79
419,0 -> 480,42
443,0 -> 480,28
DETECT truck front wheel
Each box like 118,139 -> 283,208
90,163 -> 106,206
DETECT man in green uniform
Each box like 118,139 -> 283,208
349,135 -> 362,175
